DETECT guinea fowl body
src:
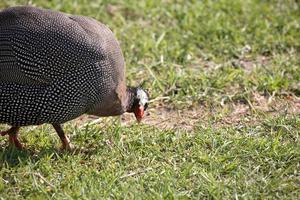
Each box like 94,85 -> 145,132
0,6 -> 149,150
0,6 -> 127,126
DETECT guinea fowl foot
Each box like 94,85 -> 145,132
0,131 -> 8,136
52,124 -> 74,152
60,137 -> 74,151
8,134 -> 23,149
1,127 -> 22,149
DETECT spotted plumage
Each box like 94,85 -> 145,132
0,6 -> 149,150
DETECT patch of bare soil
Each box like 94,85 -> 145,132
232,55 -> 271,72
122,94 -> 300,131
74,94 -> 300,132
189,54 -> 271,73
121,106 -> 205,131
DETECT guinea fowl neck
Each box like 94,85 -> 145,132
125,87 -> 136,113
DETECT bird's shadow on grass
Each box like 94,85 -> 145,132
0,146 -> 71,167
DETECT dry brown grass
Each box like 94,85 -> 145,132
124,93 -> 300,131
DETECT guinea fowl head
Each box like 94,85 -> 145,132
127,87 -> 149,122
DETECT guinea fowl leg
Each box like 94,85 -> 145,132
52,124 -> 73,151
0,127 -> 22,149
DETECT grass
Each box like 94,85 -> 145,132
0,0 -> 300,199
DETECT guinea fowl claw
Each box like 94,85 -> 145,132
1,127 -> 22,149
60,143 -> 74,152
59,144 -> 74,152
60,139 -> 74,152
8,135 -> 23,150
0,131 -> 8,136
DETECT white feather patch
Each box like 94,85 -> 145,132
137,89 -> 148,106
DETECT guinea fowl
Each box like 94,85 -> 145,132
0,6 -> 149,150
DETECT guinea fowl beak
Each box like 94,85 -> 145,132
134,105 -> 144,123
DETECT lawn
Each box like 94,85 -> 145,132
0,0 -> 300,199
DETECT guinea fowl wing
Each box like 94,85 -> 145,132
0,6 -> 107,86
